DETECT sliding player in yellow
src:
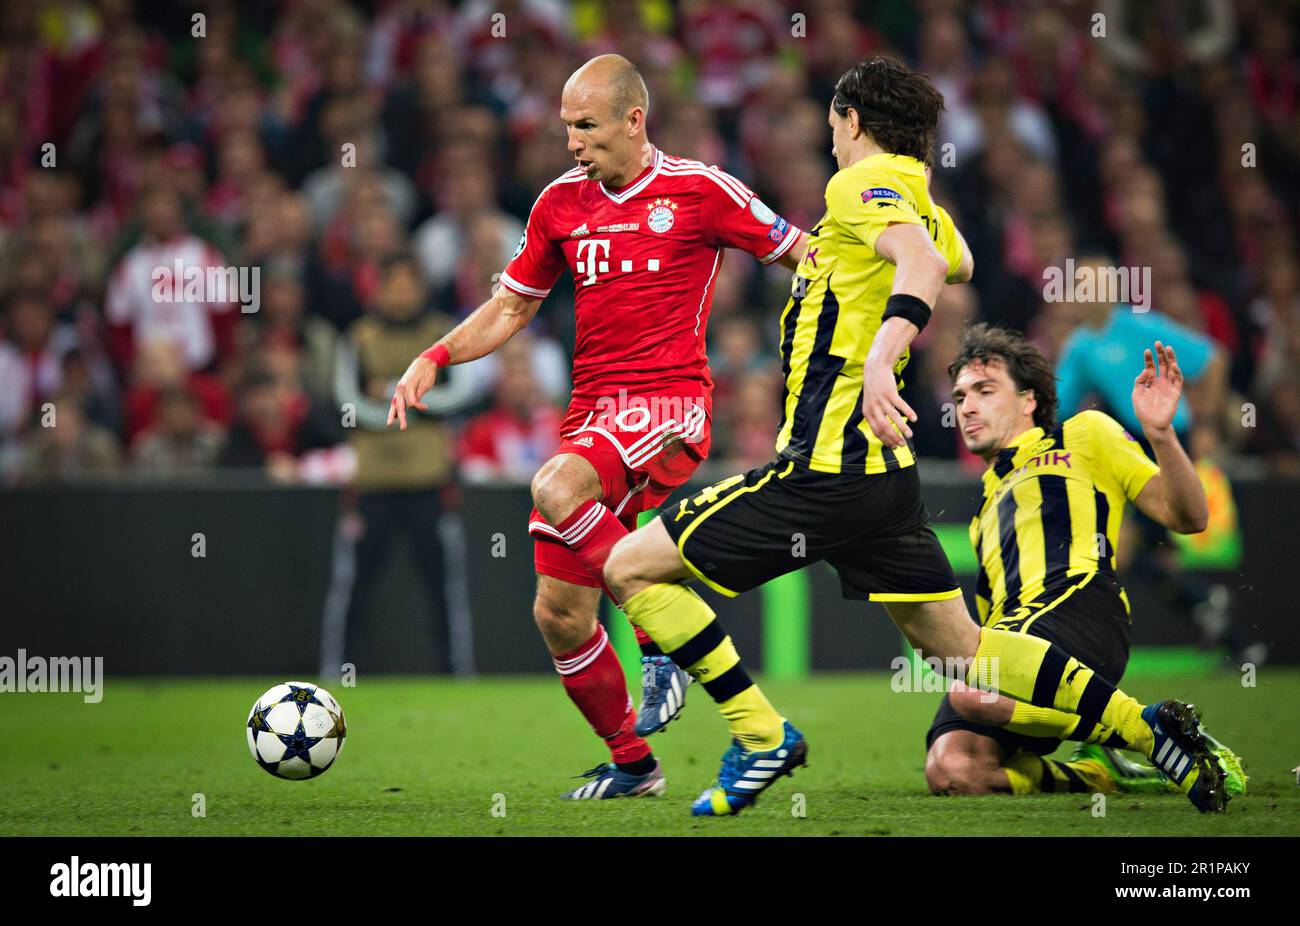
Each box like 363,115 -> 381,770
603,57 -> 1228,816
925,325 -> 1246,799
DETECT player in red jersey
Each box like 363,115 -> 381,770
389,54 -> 807,797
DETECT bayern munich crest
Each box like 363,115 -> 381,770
647,198 -> 677,233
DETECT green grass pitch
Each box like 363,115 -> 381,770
3,669 -> 1298,836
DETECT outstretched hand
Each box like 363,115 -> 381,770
387,356 -> 438,431
1132,341 -> 1183,436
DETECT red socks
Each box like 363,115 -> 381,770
552,625 -> 649,766
554,499 -> 628,584
549,500 -> 653,765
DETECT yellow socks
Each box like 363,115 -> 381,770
1005,702 -> 1123,746
623,583 -> 783,751
1004,751 -> 1118,794
968,627 -> 1153,755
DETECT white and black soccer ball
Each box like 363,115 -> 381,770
246,681 -> 347,780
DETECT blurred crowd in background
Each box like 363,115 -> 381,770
2,0 -> 1300,492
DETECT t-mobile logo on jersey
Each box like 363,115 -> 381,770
575,239 -> 610,286
574,239 -> 662,286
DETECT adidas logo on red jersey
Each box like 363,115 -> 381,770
569,223 -> 590,238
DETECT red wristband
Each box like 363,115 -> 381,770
419,343 -> 450,367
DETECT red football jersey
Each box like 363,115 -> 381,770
499,148 -> 800,410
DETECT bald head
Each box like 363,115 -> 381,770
560,55 -> 653,187
565,54 -> 648,122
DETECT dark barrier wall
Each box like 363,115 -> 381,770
1,476 -> 1297,674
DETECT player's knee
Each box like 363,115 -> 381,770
531,595 -> 568,632
602,535 -> 639,597
532,595 -> 593,649
529,465 -> 568,522
530,457 -> 599,524
925,744 -> 988,796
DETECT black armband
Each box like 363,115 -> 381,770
881,293 -> 933,331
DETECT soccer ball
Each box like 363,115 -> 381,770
246,681 -> 347,780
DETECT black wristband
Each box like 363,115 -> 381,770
881,293 -> 932,331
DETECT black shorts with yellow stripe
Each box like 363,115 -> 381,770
660,454 -> 959,602
925,572 -> 1131,757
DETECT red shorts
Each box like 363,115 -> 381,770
530,395 -> 711,587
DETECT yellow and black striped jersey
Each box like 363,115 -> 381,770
970,410 -> 1160,626
775,153 -> 966,474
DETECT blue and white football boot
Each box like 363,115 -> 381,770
635,655 -> 692,737
561,759 -> 666,799
1141,700 -> 1228,813
691,720 -> 808,816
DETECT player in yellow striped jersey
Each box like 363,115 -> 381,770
772,140 -> 967,474
925,324 -> 1244,799
602,57 -> 1228,816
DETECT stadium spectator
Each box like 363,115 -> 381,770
243,191 -> 314,274
713,369 -> 783,473
677,0 -> 783,112
708,313 -> 772,419
1250,370 -> 1300,476
238,261 -> 337,402
1248,258 -> 1300,397
104,185 -> 241,375
215,363 -> 343,478
322,251 -> 481,676
58,348 -> 120,436
311,183 -> 410,330
457,332 -> 562,483
123,337 -> 232,447
414,158 -> 522,297
0,294 -> 80,422
20,391 -> 122,483
131,386 -> 224,477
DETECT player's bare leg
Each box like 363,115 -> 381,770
534,454 -> 692,735
531,453 -> 663,798
533,575 -> 602,660
603,517 -> 694,598
886,597 -> 1227,811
